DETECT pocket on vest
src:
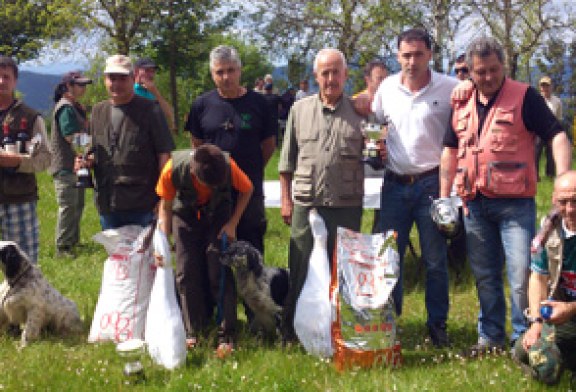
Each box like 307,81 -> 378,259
110,176 -> 150,210
454,167 -> 471,198
485,161 -> 527,196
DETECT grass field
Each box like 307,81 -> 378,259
0,137 -> 571,391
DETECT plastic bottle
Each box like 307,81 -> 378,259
2,123 -> 16,153
16,117 -> 30,154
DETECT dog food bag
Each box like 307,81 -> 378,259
331,228 -> 402,371
88,225 -> 156,343
294,209 -> 333,358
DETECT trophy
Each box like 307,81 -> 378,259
73,133 -> 94,188
361,116 -> 388,170
116,339 -> 146,384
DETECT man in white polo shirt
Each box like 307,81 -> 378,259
370,28 -> 458,348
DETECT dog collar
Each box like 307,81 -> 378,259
7,263 -> 32,287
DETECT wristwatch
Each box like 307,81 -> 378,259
527,316 -> 544,325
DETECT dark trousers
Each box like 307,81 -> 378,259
236,194 -> 267,253
173,206 -> 237,340
535,138 -> 555,179
283,204 -> 362,337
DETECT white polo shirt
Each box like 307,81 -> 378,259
372,70 -> 458,175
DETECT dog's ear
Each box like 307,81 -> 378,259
1,244 -> 23,279
246,245 -> 264,277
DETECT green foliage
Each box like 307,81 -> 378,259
0,0 -> 79,61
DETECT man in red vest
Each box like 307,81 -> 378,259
439,36 -> 572,355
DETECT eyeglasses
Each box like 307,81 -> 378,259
455,67 -> 469,74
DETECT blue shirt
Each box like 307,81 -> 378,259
134,83 -> 156,100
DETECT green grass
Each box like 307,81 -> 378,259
0,140 -> 571,391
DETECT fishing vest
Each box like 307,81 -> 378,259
171,149 -> 232,221
49,98 -> 86,175
0,100 -> 39,203
290,95 -> 364,207
90,96 -> 160,214
452,78 -> 537,200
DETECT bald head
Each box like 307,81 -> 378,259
554,171 -> 576,230
313,49 -> 348,106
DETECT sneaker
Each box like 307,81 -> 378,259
428,322 -> 450,348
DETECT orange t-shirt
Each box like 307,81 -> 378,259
156,157 -> 252,205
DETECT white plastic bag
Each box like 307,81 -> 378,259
88,225 -> 156,343
145,265 -> 187,369
294,208 -> 333,357
152,227 -> 172,267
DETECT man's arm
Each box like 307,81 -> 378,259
522,271 -> 548,350
220,184 -> 253,241
261,135 -> 276,166
279,172 -> 293,226
13,116 -> 51,173
157,153 -> 170,172
439,147 -> 458,198
158,198 -> 173,236
142,80 -> 175,131
550,131 -> 572,176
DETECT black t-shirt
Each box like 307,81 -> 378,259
262,93 -> 280,124
443,86 -> 563,148
184,90 -> 276,195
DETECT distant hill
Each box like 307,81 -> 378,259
17,71 -> 60,115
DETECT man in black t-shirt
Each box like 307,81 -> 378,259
185,45 -> 276,253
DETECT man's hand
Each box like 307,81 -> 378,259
281,198 -> 293,226
522,322 -> 543,351
543,300 -> 576,325
451,79 -> 474,106
140,77 -> 159,96
353,92 -> 372,116
74,154 -> 94,172
219,222 -> 237,243
0,151 -> 22,168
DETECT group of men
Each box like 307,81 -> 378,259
1,25 -> 575,382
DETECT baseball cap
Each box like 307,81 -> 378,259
539,76 -> 552,85
134,57 -> 159,69
62,71 -> 92,85
104,54 -> 133,75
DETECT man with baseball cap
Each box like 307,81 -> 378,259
77,54 -> 175,229
133,57 -> 175,132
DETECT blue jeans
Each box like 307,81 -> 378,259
379,174 -> 449,326
99,211 -> 155,230
464,195 -> 534,344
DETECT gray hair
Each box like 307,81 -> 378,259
465,37 -> 506,69
209,45 -> 241,70
313,48 -> 347,72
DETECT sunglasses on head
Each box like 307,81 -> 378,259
455,67 -> 469,74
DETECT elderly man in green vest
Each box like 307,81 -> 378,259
278,48 -> 366,342
512,171 -> 576,384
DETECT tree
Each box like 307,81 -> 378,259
247,0 -> 413,65
1,0 -> 79,62
469,0 -> 564,79
79,0 -> 156,55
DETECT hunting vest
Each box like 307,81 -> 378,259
0,100 -> 40,203
452,78 -> 537,200
49,98 -> 86,175
290,95 -> 364,207
90,96 -> 160,214
170,149 -> 232,221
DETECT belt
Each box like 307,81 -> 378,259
385,167 -> 439,185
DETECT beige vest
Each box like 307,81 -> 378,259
291,96 -> 364,207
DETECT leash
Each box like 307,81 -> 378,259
216,232 -> 228,326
